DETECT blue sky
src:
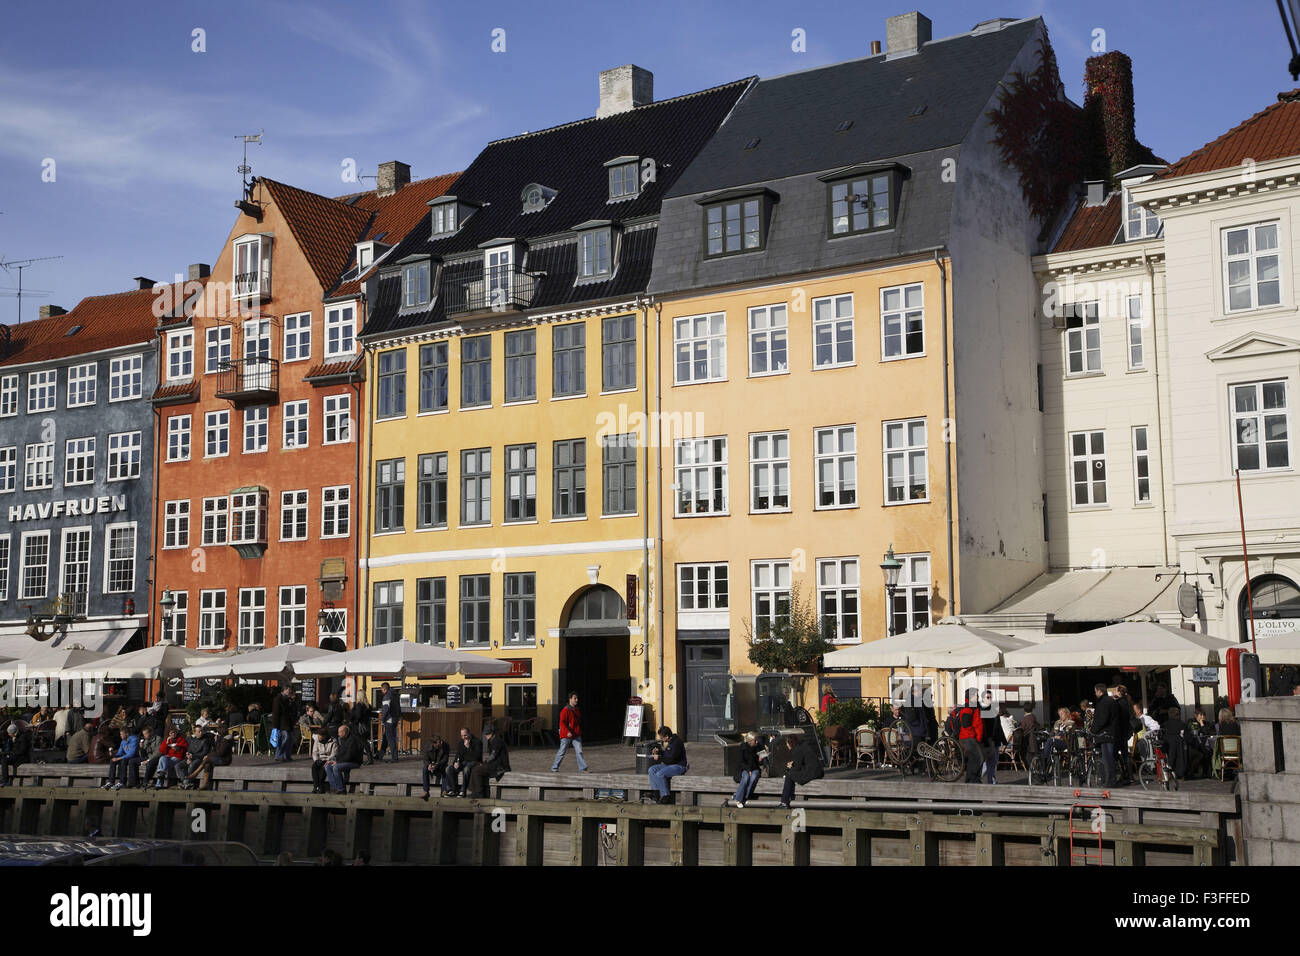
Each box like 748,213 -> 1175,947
0,0 -> 1284,317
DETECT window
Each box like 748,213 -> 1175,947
749,431 -> 789,512
0,447 -> 14,493
419,343 -> 449,413
819,557 -> 860,642
283,313 -> 311,363
881,284 -> 923,359
321,485 -> 350,538
674,313 -> 726,384
889,554 -> 931,635
0,375 -> 17,417
505,330 -> 536,402
202,497 -> 228,546
417,454 -> 448,529
163,500 -> 190,549
485,245 -> 514,307
377,350 -> 406,419
28,369 -> 56,413
375,458 -> 406,533
278,586 -> 307,644
1123,184 -> 1160,241
828,171 -> 895,234
0,537 -> 7,601
109,354 -> 142,402
167,416 -> 190,462
504,572 -> 535,645
815,425 -> 857,508
883,418 -> 927,503
373,581 -> 404,644
1065,301 -> 1101,374
323,394 -> 351,444
579,229 -> 612,279
234,236 -> 266,298
205,410 -> 230,457
199,590 -> 227,648
461,448 -> 491,526
106,431 -> 142,481
1232,380 -> 1290,472
21,531 -> 50,600
552,439 -> 586,519
104,523 -> 136,593
506,684 -> 538,719
325,303 -> 356,358
705,197 -> 764,257
280,490 -> 308,541
67,363 -> 96,407
24,442 -> 54,490
461,335 -> 491,407
608,161 -> 638,200
166,330 -> 194,381
678,563 -> 728,611
1224,223 -> 1281,312
243,407 -> 268,453
237,588 -> 266,646
1070,431 -> 1108,507
402,260 -> 431,309
230,489 -> 268,545
1133,426 -> 1152,504
59,529 -> 90,613
64,437 -> 95,487
506,443 -> 537,523
282,401 -> 308,449
552,324 -> 586,397
459,575 -> 490,647
431,202 -> 457,236
1127,294 -> 1145,370
814,294 -> 855,367
749,304 -> 788,376
675,437 -> 728,515
416,577 -> 446,644
163,591 -> 188,644
602,315 -> 636,392
602,434 -> 637,516
205,326 -> 232,373
751,560 -> 791,639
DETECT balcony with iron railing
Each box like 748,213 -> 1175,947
216,357 -> 279,403
443,267 -> 540,317
234,268 -> 271,301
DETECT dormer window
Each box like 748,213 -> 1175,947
432,202 -> 457,236
574,221 -> 615,282
699,189 -> 776,259
822,166 -> 902,236
233,234 -> 272,300
355,240 -> 390,273
1122,182 -> 1161,241
401,257 -> 432,310
521,183 -> 558,215
429,196 -> 477,239
605,156 -> 640,201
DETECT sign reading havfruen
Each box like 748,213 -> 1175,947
7,494 -> 127,522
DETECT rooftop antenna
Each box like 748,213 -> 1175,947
0,255 -> 63,324
236,130 -> 264,200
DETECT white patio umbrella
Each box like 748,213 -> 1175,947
0,635 -> 45,660
1252,632 -> 1300,664
182,643 -> 339,680
1002,620 -> 1235,668
289,640 -> 503,679
182,654 -> 241,680
2,646 -> 108,674
823,621 -> 1033,670
92,643 -> 211,680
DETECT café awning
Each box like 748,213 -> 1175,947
289,640 -> 503,679
1002,621 -> 1235,668
822,621 -> 1033,670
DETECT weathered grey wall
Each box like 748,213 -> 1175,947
1238,695 -> 1300,865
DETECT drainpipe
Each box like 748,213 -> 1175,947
654,299 -> 665,730
637,296 -> 652,684
1144,251 -> 1171,567
935,251 -> 956,615
360,341 -> 375,657
150,375 -> 162,649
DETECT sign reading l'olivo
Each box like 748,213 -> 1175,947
7,494 -> 128,523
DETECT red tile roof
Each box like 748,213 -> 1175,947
303,360 -> 361,381
1161,91 -> 1300,180
1051,193 -> 1122,253
0,279 -> 199,367
261,179 -> 374,291
151,381 -> 198,405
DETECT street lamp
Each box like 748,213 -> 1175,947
880,545 -> 903,637
158,590 -> 176,644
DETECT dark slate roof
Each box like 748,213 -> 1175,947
667,19 -> 1040,198
360,77 -> 752,340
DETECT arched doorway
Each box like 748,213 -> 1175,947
558,585 -> 632,741
1239,573 -> 1300,696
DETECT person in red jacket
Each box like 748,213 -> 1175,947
154,728 -> 188,789
550,692 -> 589,773
955,690 -> 984,783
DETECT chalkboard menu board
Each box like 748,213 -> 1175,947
183,679 -> 199,702
445,684 -> 462,706
295,679 -> 318,706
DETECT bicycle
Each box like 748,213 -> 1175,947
1136,731 -> 1178,791
1027,730 -> 1061,785
916,732 -> 964,782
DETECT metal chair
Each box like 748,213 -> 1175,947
999,727 -> 1026,771
235,724 -> 258,756
853,726 -> 878,769
1213,735 -> 1242,780
825,724 -> 853,768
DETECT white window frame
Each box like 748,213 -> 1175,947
674,436 -> 728,516
230,490 -> 269,546
608,161 -> 639,201
205,410 -> 230,458
237,587 -> 267,647
883,418 -> 928,505
677,562 -> 729,612
0,536 -> 9,602
243,406 -> 269,454
1231,380 -> 1291,473
166,330 -> 194,382
322,484 -> 351,539
198,589 -> 227,648
1132,425 -> 1152,506
813,293 -> 855,368
106,431 -> 142,481
66,363 -> 97,407
431,202 -> 458,236
57,527 -> 91,613
1069,430 -> 1109,508
283,313 -> 312,363
279,585 -> 308,645
27,368 -> 56,413
103,522 -> 137,594
323,394 -> 351,445
167,415 -> 191,463
888,553 -> 932,635
880,284 -> 924,361
201,497 -> 228,546
818,557 -> 860,644
205,326 -> 232,373
283,400 -> 309,450
578,228 -> 612,280
279,489 -> 309,542
24,442 -> 54,491
1123,182 -> 1161,241
20,530 -> 51,600
749,430 -> 790,513
0,374 -> 17,417
814,425 -> 857,510
1126,294 -> 1145,371
325,302 -> 357,359
673,313 -> 726,385
108,354 -> 143,402
402,261 -> 432,309
0,447 -> 15,494
748,303 -> 789,377
162,590 -> 188,644
64,437 -> 95,487
1223,221 -> 1282,313
163,499 -> 190,550
750,559 -> 791,640
1064,301 -> 1102,375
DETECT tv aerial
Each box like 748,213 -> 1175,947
0,255 -> 63,324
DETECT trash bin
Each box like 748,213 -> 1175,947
635,740 -> 657,775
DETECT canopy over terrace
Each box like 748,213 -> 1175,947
288,640 -> 504,680
182,644 -> 339,680
1002,621 -> 1236,669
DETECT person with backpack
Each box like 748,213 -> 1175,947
550,692 -> 589,773
778,730 -> 822,809
955,691 -> 984,783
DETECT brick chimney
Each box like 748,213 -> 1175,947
188,263 -> 211,281
886,11 -> 932,57
1084,51 -> 1140,176
39,305 -> 67,319
598,65 -> 653,118
377,161 -> 411,198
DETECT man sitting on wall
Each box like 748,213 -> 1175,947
467,725 -> 511,798
442,728 -> 482,797
647,726 -> 689,805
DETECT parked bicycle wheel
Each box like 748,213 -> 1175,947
1137,759 -> 1158,790
928,737 -> 963,783
1028,753 -> 1052,785
1163,766 -> 1179,792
